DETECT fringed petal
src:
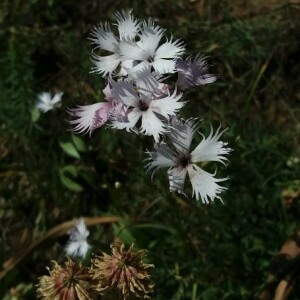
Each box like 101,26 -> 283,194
140,109 -> 167,142
169,117 -> 200,155
155,38 -> 185,59
114,10 -> 140,40
150,89 -> 185,118
152,58 -> 177,74
176,54 -> 217,90
167,167 -> 188,196
69,102 -> 110,136
90,23 -> 118,52
145,143 -> 176,176
138,20 -> 165,58
187,164 -> 228,204
191,126 -> 232,164
91,53 -> 121,76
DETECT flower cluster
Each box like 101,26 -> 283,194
69,10 -> 231,202
37,243 -> 153,300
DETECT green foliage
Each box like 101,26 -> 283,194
0,1 -> 300,299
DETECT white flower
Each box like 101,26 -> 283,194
36,92 -> 63,113
119,19 -> 185,75
90,10 -> 140,76
146,118 -> 232,203
110,69 -> 185,142
65,218 -> 90,258
176,54 -> 217,90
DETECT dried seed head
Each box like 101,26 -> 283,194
36,257 -> 96,300
92,243 -> 154,299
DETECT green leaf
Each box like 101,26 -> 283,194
59,166 -> 83,192
61,165 -> 77,176
202,287 -> 219,300
71,134 -> 87,152
113,223 -> 136,245
31,107 -> 40,123
59,141 -> 80,159
134,223 -> 177,235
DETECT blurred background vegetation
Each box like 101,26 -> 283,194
0,0 -> 300,299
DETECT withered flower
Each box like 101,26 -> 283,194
36,257 -> 96,300
92,243 -> 154,299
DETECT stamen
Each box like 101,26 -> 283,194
138,100 -> 149,111
179,154 -> 191,168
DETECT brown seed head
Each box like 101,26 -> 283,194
36,257 -> 96,300
92,243 -> 154,299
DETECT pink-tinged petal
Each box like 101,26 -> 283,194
90,23 -> 118,52
191,126 -> 232,165
146,143 -> 176,176
187,164 -> 227,204
154,83 -> 172,98
155,38 -> 185,59
69,102 -> 111,136
111,80 -> 139,107
95,102 -> 113,123
111,101 -> 128,119
119,40 -> 147,61
169,118 -> 200,155
91,54 -> 121,76
103,83 -> 114,101
114,10 -> 140,40
176,54 -> 217,90
167,167 -> 188,196
150,89 -> 185,118
140,109 -> 167,142
152,58 -> 176,74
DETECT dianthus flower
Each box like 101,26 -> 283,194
146,118 -> 232,203
65,218 -> 90,259
110,68 -> 185,142
36,91 -> 63,113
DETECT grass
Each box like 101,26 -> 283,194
0,0 -> 300,299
